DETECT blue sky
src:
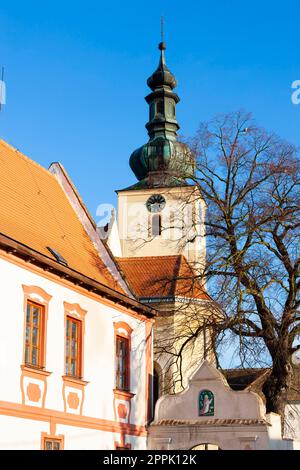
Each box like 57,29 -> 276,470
0,0 -> 299,222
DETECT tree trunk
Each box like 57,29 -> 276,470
262,355 -> 291,431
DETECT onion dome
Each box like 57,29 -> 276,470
129,138 -> 194,187
147,42 -> 177,91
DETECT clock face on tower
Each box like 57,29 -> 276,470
146,194 -> 166,213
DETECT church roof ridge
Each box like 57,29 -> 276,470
117,254 -> 185,261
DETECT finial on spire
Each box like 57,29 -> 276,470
159,15 -> 166,49
159,15 -> 166,65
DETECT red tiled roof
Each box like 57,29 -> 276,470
116,255 -> 210,300
0,139 -> 124,293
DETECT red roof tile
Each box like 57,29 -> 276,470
0,139 -> 124,293
116,255 -> 209,300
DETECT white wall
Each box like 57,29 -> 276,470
118,186 -> 206,266
148,424 -> 271,450
0,415 -> 49,450
0,254 -> 149,449
0,415 -> 146,450
56,424 -> 146,450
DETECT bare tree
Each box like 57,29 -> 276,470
153,110 -> 300,419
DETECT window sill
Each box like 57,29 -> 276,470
62,375 -> 89,387
113,388 -> 135,399
21,364 -> 52,377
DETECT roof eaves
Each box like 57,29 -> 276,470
0,232 -> 156,319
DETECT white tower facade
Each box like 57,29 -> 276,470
117,185 -> 206,268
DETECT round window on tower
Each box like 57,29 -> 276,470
146,194 -> 166,213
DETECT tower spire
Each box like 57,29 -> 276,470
159,16 -> 166,67
145,31 -> 179,141
128,35 -> 194,188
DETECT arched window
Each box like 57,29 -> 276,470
22,285 -> 52,371
191,444 -> 219,451
114,322 -> 133,392
152,214 -> 162,237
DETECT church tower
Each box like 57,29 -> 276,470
117,40 -> 206,268
114,40 -> 216,400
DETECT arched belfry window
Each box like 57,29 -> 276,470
156,100 -> 164,115
152,214 -> 162,237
